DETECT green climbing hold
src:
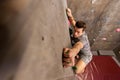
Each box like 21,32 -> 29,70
65,50 -> 69,54
72,66 -> 77,70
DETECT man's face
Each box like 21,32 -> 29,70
73,27 -> 84,38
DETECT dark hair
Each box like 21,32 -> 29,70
75,21 -> 86,31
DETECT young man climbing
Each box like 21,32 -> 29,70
63,8 -> 93,74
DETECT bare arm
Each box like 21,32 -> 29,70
63,41 -> 83,67
65,41 -> 83,58
71,41 -> 83,56
68,15 -> 76,28
66,8 -> 76,28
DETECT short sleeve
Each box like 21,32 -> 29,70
79,36 -> 87,46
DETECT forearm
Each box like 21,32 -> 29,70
66,8 -> 76,27
68,16 -> 76,28
71,42 -> 83,55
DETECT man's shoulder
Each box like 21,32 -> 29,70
79,31 -> 88,40
78,31 -> 90,45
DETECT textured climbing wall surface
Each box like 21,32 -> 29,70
0,0 -> 75,80
67,0 -> 120,50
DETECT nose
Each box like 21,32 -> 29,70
74,32 -> 77,36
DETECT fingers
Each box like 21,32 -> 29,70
63,48 -> 73,58
66,8 -> 72,18
63,57 -> 75,68
63,48 -> 70,57
63,53 -> 69,58
63,61 -> 73,68
63,57 -> 71,63
63,48 -> 76,68
63,48 -> 69,53
62,56 -> 73,68
66,8 -> 71,13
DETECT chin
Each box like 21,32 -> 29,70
74,35 -> 81,38
74,36 -> 78,38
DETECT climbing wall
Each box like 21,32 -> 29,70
0,0 -> 76,80
67,0 -> 120,50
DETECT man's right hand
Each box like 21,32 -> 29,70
66,8 -> 73,18
66,8 -> 76,27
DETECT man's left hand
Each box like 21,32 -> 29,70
63,48 -> 76,68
